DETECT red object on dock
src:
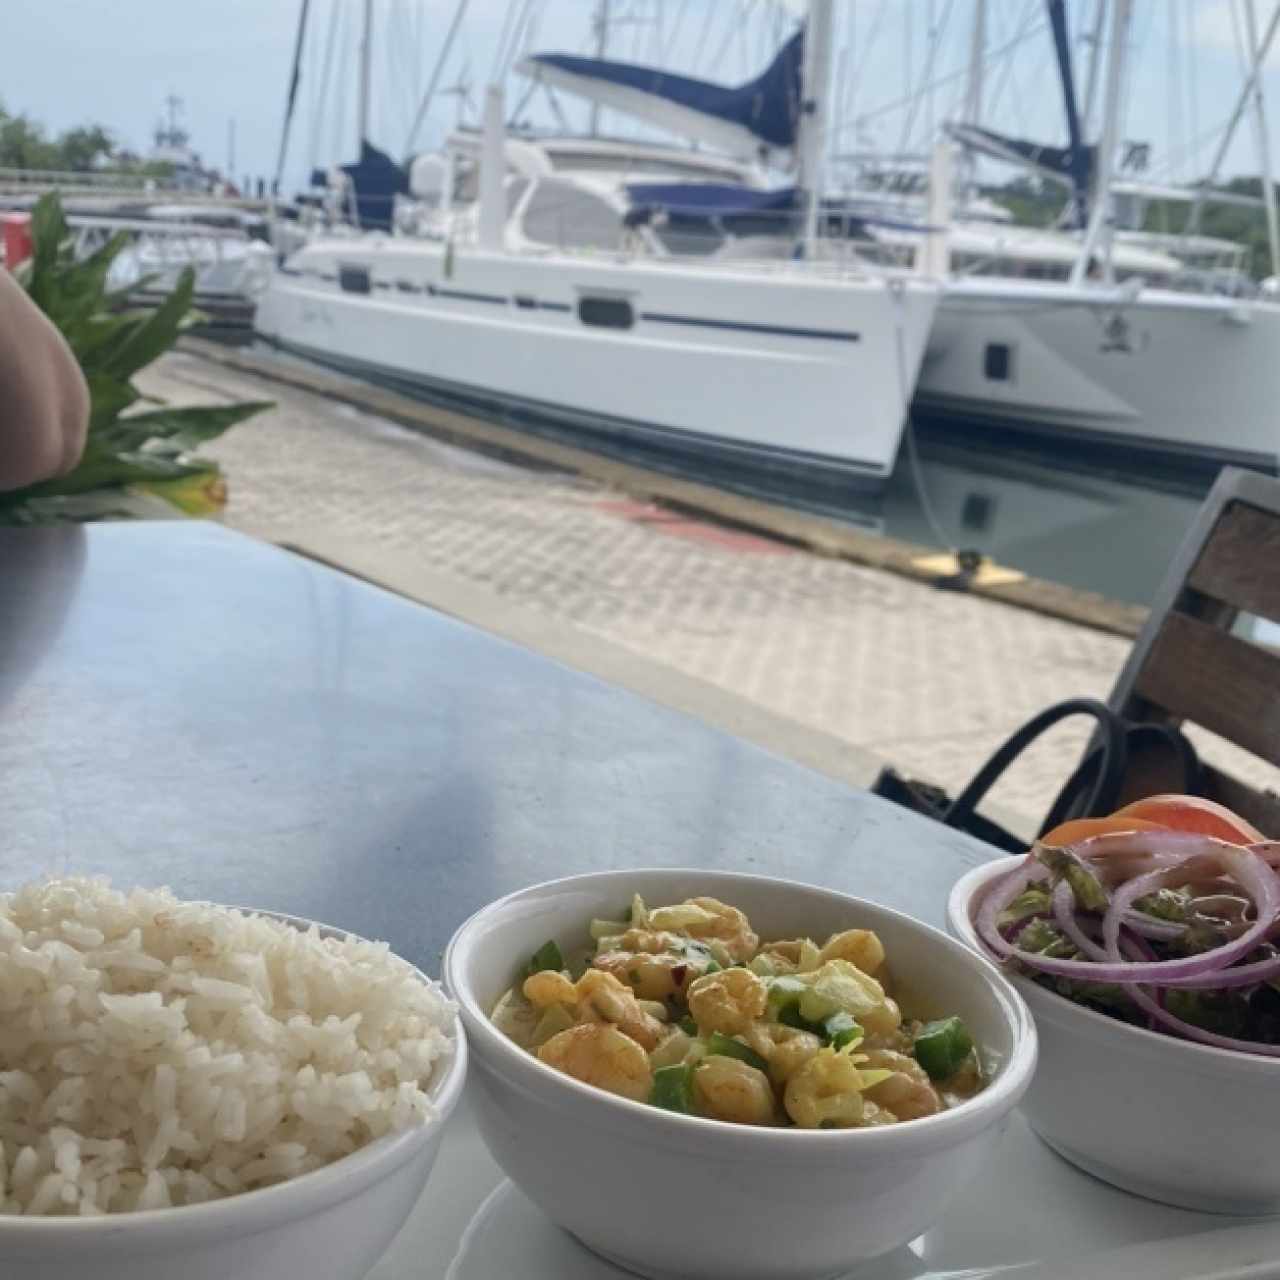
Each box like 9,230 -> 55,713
1,212 -> 33,269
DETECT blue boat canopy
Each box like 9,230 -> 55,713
517,30 -> 804,161
311,140 -> 408,231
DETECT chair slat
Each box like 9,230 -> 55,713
1200,764 -> 1280,837
1187,501 -> 1280,623
1133,611 -> 1280,767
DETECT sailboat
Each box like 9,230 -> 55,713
254,2 -> 939,490
516,0 -> 1280,473
914,0 -> 1280,471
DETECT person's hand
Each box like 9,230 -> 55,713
0,266 -> 90,491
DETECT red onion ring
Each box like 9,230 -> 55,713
981,837 -> 1280,986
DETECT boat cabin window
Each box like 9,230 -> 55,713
651,216 -> 725,257
523,180 -> 622,252
577,295 -> 634,330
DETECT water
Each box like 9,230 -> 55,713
245,340 -> 1218,609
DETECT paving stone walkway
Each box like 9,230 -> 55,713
141,351 -> 1273,835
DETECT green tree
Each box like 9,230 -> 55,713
58,124 -> 114,172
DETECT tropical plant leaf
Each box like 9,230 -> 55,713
24,193 -> 69,312
96,401 -> 272,455
97,266 -> 195,382
14,450 -> 216,501
85,374 -> 139,432
1,194 -> 271,525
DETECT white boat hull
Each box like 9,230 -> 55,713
253,239 -> 938,485
916,281 -> 1280,470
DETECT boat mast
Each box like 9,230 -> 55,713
590,0 -> 611,137
358,0 -> 374,149
1243,0 -> 1280,280
963,0 -> 987,126
1047,0 -> 1089,228
1187,3 -> 1280,237
274,0 -> 311,200
1078,0 -> 1107,136
1070,0 -> 1131,286
799,0 -> 836,256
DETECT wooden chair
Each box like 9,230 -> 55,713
1107,466 -> 1280,834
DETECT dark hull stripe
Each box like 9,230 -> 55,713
642,311 -> 861,343
914,395 -> 1278,473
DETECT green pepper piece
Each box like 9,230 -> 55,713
702,958 -> 723,975
526,939 -> 564,977
766,975 -> 808,1014
777,1004 -> 823,1035
650,1063 -> 696,1113
677,1014 -> 698,1036
822,1011 -> 863,1050
913,1016 -> 974,1081
705,1032 -> 769,1073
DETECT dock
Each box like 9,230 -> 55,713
150,342 -> 1271,835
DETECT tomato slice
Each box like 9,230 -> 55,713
1112,794 -> 1265,845
1038,815 -> 1165,847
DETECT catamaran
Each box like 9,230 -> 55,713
512,0 -> 1280,472
254,2 -> 939,490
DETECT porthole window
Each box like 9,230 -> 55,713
338,264 -> 371,295
984,342 -> 1013,382
577,296 -> 634,330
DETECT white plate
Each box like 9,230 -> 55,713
369,1088 -> 1280,1280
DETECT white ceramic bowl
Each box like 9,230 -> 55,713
950,857 -> 1280,1215
444,868 -> 1037,1280
0,912 -> 468,1280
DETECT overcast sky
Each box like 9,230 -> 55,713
3,0 -> 1277,196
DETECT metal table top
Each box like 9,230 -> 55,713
0,522 -> 993,970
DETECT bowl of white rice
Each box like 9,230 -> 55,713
0,877 -> 465,1280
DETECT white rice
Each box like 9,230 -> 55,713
0,878 -> 456,1216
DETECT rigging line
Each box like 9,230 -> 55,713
982,0 -> 1041,130
308,0 -> 343,171
405,0 -> 470,156
709,3 -> 741,78
504,0 -> 538,77
666,0 -> 693,57
853,0 -> 891,108
692,0 -> 719,75
834,12 -> 1046,135
898,0 -> 958,155
1183,0 -> 1203,179
490,0 -> 522,82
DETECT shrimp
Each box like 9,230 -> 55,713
744,1022 -> 823,1090
574,970 -> 664,1050
818,929 -> 885,976
593,949 -> 695,1001
537,1024 -> 653,1103
687,967 -> 768,1037
860,1050 -> 942,1121
783,1048 -> 868,1129
523,968 -> 663,1050
648,897 -> 759,964
522,970 -> 577,1008
692,1056 -> 776,1126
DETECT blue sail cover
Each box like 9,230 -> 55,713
522,30 -> 804,155
949,124 -> 1095,193
319,140 -> 408,231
